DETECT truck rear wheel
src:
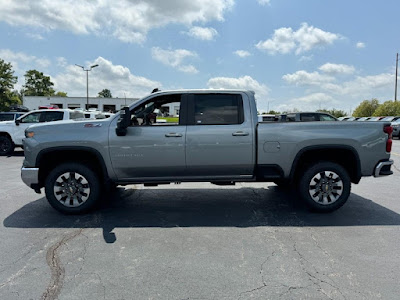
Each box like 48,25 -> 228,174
298,161 -> 351,213
45,163 -> 101,214
0,136 -> 14,156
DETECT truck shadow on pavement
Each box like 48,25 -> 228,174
4,186 -> 400,243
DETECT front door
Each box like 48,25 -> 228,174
109,94 -> 187,180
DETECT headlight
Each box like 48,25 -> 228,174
25,130 -> 35,138
392,124 -> 399,128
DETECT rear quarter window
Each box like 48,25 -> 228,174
70,111 -> 85,119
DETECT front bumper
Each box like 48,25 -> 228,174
21,167 -> 39,188
374,160 -> 394,177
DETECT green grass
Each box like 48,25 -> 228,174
158,117 -> 179,123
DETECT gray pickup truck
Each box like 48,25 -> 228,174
21,90 -> 394,214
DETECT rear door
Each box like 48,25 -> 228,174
185,93 -> 254,178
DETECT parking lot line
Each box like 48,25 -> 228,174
392,152 -> 400,157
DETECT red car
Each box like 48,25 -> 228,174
38,105 -> 59,109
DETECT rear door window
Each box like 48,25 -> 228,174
190,94 -> 244,125
300,113 -> 317,121
0,114 -> 14,121
41,111 -> 64,122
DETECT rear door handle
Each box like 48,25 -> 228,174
165,133 -> 183,137
232,131 -> 249,136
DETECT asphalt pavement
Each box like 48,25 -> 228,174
0,141 -> 400,300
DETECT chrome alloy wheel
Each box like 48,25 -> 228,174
53,172 -> 90,207
308,171 -> 343,205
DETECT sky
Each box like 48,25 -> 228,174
0,0 -> 399,113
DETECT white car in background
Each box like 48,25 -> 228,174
0,109 -> 85,155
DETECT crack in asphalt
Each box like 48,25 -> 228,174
41,229 -> 84,300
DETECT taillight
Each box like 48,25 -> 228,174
384,125 -> 393,152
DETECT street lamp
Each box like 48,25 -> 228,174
395,53 -> 398,102
75,64 -> 99,109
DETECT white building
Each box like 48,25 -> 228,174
23,96 -> 179,115
23,96 -> 140,112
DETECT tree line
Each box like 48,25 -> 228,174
0,58 -> 112,111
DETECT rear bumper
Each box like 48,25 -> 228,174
21,167 -> 39,188
374,160 -> 393,177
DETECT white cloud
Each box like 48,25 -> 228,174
207,75 -> 269,100
0,49 -> 51,71
256,23 -> 341,55
25,32 -> 44,40
151,47 -> 198,74
0,0 -> 234,44
299,55 -> 313,62
56,57 -> 67,67
319,63 -> 355,75
53,56 -> 160,97
257,0 -> 271,5
291,92 -> 334,104
356,42 -> 366,49
186,26 -> 218,40
234,50 -> 251,58
282,70 -> 334,86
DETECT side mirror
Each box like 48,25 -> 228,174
15,119 -> 20,126
116,107 -> 131,136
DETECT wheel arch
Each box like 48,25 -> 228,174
0,131 -> 14,142
36,146 -> 109,188
289,145 -> 361,184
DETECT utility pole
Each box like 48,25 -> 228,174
395,53 -> 398,102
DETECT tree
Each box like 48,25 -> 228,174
317,109 -> 346,118
55,91 -> 68,97
0,59 -> 19,111
373,100 -> 400,116
352,99 -> 380,117
98,89 -> 112,98
23,69 -> 55,96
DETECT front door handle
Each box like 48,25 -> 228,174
232,131 -> 249,136
165,133 -> 183,137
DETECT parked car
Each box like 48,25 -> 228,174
21,89 -> 393,214
0,109 -> 84,155
0,112 -> 25,122
9,104 -> 30,112
381,116 -> 400,122
356,117 -> 371,121
392,120 -> 400,138
38,104 -> 59,109
278,112 -> 337,122
344,117 -> 360,121
258,114 -> 276,122
367,117 -> 385,121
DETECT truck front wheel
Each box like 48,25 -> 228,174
45,163 -> 101,214
298,161 -> 351,213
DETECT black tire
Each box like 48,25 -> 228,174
0,136 -> 15,156
298,161 -> 351,213
45,163 -> 101,214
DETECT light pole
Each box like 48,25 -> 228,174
75,64 -> 99,109
395,53 -> 398,102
